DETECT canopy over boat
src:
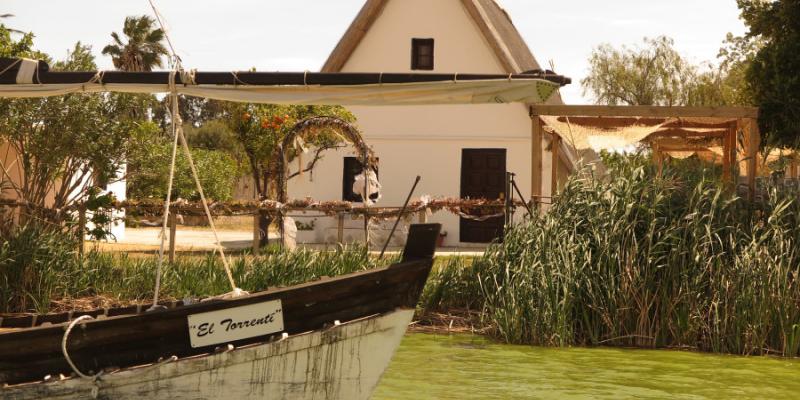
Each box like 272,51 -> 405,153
0,57 -> 569,105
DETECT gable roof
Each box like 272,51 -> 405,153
321,0 -> 543,74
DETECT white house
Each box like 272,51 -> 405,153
287,0 -> 575,247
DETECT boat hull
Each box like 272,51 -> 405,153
2,308 -> 414,400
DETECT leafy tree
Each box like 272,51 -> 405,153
224,104 -> 356,245
101,15 -> 168,72
582,36 -> 697,106
127,140 -> 241,202
738,0 -> 800,148
184,119 -> 247,165
0,35 -> 141,222
583,35 -> 759,110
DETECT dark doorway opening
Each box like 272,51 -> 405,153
459,148 -> 506,243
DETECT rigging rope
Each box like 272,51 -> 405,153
149,71 -> 182,310
147,0 -> 244,306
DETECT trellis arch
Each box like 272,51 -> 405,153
275,116 -> 377,204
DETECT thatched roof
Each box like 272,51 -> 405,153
321,0 -> 545,74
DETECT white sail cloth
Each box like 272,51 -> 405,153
0,79 -> 560,105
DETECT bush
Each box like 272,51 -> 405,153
425,156 -> 800,356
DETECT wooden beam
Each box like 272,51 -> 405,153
745,118 -> 761,201
529,105 -> 759,119
531,113 -> 543,207
0,58 -> 571,87
551,133 -> 560,196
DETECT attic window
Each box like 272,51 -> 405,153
411,38 -> 434,70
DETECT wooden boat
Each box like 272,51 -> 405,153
0,223 -> 441,400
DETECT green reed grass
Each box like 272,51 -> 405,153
422,157 -> 800,357
0,225 -> 389,314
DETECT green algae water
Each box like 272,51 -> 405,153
374,333 -> 800,399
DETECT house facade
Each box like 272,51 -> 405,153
288,0 -> 572,247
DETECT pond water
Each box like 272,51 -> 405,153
374,333 -> 800,399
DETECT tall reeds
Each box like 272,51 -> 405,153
424,157 -> 800,356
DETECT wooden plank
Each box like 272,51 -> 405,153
551,133 -> 560,196
529,104 -> 759,119
531,114 -> 543,206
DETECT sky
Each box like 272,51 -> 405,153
3,0 -> 747,104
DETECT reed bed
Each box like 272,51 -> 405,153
423,157 -> 800,357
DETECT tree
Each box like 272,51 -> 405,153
738,0 -> 800,148
0,36 -> 142,222
0,13 -> 23,34
582,36 -> 697,106
225,104 -> 356,246
126,122 -> 242,202
101,15 -> 168,72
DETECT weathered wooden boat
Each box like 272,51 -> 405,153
0,223 -> 440,399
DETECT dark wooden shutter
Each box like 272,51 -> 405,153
411,38 -> 434,70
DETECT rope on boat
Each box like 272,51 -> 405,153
61,315 -> 102,398
146,0 -> 245,305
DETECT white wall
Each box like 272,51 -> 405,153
289,0 -> 555,246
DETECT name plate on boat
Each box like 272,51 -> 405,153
187,299 -> 284,348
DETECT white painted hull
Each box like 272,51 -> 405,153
2,308 -> 414,400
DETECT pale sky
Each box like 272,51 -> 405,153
4,0 -> 746,104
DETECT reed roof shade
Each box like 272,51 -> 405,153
0,58 -> 568,105
528,103 -> 763,201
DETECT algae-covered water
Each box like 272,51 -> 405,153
374,333 -> 800,399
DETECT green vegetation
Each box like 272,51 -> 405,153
0,223 -> 391,314
738,0 -> 800,148
423,157 -> 800,357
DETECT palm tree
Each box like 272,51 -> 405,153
0,14 -> 23,34
102,15 -> 168,72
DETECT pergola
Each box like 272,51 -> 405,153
529,105 -> 762,202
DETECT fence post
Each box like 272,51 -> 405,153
168,213 -> 177,263
337,213 -> 344,245
252,214 -> 260,254
418,209 -> 427,223
77,203 -> 86,256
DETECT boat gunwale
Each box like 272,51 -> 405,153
0,259 -> 424,333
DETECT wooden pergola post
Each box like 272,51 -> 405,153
745,118 -> 760,201
550,133 -> 560,196
531,112 -> 542,209
722,124 -> 734,187
652,142 -> 664,177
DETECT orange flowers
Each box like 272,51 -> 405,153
242,112 -> 251,121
